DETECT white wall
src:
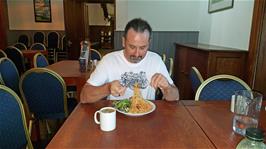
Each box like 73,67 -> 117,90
116,0 -> 254,50
116,0 -> 201,31
198,0 -> 254,50
7,0 -> 64,30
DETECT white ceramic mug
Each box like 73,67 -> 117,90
94,107 -> 116,131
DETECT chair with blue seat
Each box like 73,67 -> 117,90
33,52 -> 49,68
33,31 -> 45,45
0,49 -> 7,58
0,57 -> 20,95
14,42 -> 27,51
190,66 -> 204,93
17,34 -> 30,48
19,68 -> 77,134
0,85 -> 33,149
47,31 -> 60,63
195,74 -> 251,101
56,35 -> 68,62
30,43 -> 47,51
3,46 -> 26,75
90,49 -> 102,60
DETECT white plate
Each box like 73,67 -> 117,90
115,100 -> 156,117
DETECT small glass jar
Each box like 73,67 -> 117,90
236,127 -> 266,149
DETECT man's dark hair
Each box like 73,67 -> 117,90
124,18 -> 152,39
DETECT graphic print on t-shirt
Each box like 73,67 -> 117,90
120,71 -> 148,89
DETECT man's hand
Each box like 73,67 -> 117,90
150,73 -> 170,91
110,80 -> 126,97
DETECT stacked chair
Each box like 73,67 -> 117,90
56,35 -> 68,62
3,46 -> 26,76
195,74 -> 251,101
47,31 -> 60,63
0,85 -> 33,149
17,34 -> 30,48
33,31 -> 45,45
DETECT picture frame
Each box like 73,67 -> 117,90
33,0 -> 52,22
208,0 -> 234,13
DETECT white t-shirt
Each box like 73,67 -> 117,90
87,50 -> 173,100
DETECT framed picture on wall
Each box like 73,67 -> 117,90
208,0 -> 234,13
34,0 -> 52,22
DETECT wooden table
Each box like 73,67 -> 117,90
181,100 -> 266,148
46,60 -> 92,101
46,101 -> 215,149
22,50 -> 48,67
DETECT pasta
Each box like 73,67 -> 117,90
128,83 -> 152,113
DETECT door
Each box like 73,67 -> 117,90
63,0 -> 87,59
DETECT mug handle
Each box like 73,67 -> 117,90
94,111 -> 100,124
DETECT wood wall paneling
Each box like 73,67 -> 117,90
63,0 -> 86,59
174,43 -> 247,100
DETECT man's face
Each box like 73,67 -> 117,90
122,28 -> 150,63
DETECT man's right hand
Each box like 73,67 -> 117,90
110,80 -> 126,97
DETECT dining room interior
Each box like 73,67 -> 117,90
1,0 -> 266,148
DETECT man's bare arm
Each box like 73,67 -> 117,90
80,83 -> 111,103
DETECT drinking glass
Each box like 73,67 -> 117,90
232,90 -> 263,136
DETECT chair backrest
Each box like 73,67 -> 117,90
13,42 -> 27,51
17,34 -> 30,48
0,57 -> 20,95
33,31 -> 45,44
4,46 -> 26,75
162,53 -> 166,63
30,43 -> 46,51
47,31 -> 60,49
168,57 -> 174,78
20,68 -> 68,119
190,66 -> 204,93
195,74 -> 251,101
61,35 -> 67,51
33,52 -> 49,68
0,49 -> 7,58
0,85 -> 33,149
90,49 -> 102,60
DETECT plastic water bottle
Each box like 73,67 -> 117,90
236,127 -> 266,149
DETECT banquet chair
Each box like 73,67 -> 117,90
195,74 -> 251,101
20,68 -> 77,134
33,52 -> 49,68
0,85 -> 33,149
168,57 -> 174,78
91,49 -> 102,60
33,31 -> 45,45
0,49 -> 7,58
4,46 -> 26,75
190,66 -> 204,93
0,57 -> 20,95
47,31 -> 60,63
30,43 -> 46,51
162,53 -> 166,63
14,42 -> 27,51
56,35 -> 68,62
17,34 -> 30,48
0,74 -> 4,85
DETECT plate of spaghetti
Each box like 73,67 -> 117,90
113,83 -> 156,116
